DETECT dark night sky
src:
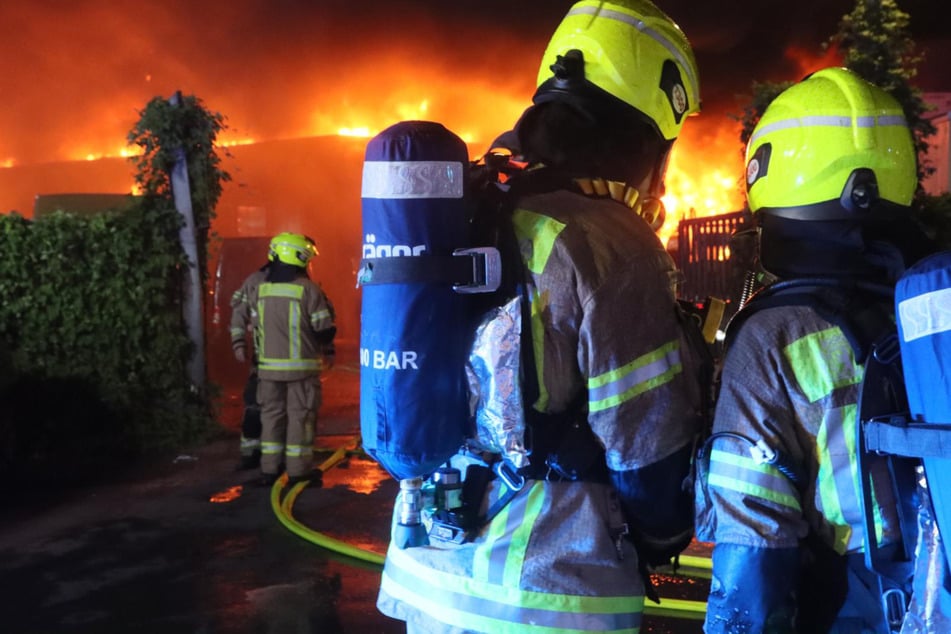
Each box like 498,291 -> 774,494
0,0 -> 948,166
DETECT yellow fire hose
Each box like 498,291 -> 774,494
269,444 -> 386,566
271,441 -> 709,618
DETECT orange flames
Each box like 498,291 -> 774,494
661,120 -> 747,245
303,91 -> 748,247
3,62 -> 748,241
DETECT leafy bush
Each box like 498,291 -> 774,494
0,93 -> 230,483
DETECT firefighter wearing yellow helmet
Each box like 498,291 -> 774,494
696,67 -> 936,633
230,232 -> 336,487
375,1 -> 707,631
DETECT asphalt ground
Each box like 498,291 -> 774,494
0,351 -> 711,634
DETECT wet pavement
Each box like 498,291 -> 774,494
0,350 -> 711,633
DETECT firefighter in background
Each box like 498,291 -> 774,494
695,67 -> 936,633
376,1 -> 706,631
230,232 -> 336,487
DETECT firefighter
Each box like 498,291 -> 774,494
230,232 -> 336,487
375,1 -> 706,631
695,67 -> 936,633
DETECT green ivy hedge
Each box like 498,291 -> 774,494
0,94 -> 228,486
0,199 -> 212,478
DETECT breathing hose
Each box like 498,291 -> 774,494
270,440 -> 711,618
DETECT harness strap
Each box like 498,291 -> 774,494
357,249 -> 501,293
727,277 -> 918,625
865,418 -> 951,457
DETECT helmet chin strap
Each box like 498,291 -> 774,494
572,177 -> 666,232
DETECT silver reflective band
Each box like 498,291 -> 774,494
899,287 -> 951,342
567,6 -> 699,103
750,114 -> 909,146
362,161 -> 464,199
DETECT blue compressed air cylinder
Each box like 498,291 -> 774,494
896,249 -> 951,566
359,120 -> 470,480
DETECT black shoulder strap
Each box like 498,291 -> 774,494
471,159 -> 606,482
726,278 -> 894,361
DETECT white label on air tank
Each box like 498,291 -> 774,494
360,348 -> 419,370
361,161 -> 464,199
898,286 -> 951,342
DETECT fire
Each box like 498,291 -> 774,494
311,90 -> 747,247
209,485 -> 244,503
786,43 -> 842,79
6,58 -> 748,241
660,119 -> 747,245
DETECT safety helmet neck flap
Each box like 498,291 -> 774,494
744,67 -> 920,280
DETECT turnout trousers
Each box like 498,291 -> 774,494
257,376 -> 321,477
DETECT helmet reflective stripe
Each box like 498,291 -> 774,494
269,232 -> 318,266
537,0 -> 700,142
749,114 -> 909,149
565,5 -> 699,113
746,67 -> 916,216
362,161 -> 464,199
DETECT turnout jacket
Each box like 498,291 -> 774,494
377,189 -> 704,633
230,271 -> 335,382
696,302 -> 905,633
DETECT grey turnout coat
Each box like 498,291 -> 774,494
377,188 -> 704,633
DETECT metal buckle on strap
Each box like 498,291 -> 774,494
873,333 -> 901,365
882,587 -> 907,633
452,247 -> 501,294
493,460 -> 525,492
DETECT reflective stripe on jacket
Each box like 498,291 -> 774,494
510,191 -> 701,473
232,274 -> 335,382
378,480 -> 643,634
377,188 -> 703,633
230,269 -> 267,357
698,303 -> 902,554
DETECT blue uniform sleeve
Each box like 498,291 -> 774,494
704,543 -> 799,634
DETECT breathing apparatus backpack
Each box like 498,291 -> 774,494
357,120 -> 503,482
358,120 -> 549,548
358,119 -> 717,552
864,250 -> 951,626
708,262 -> 951,631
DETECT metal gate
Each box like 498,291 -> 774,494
675,210 -> 748,304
